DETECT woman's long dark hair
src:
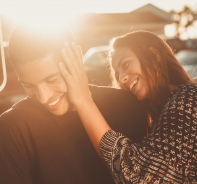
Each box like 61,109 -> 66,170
109,30 -> 193,119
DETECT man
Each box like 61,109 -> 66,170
0,23 -> 148,184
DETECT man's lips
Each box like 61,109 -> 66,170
48,97 -> 61,106
44,96 -> 63,111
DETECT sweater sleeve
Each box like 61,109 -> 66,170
100,84 -> 197,183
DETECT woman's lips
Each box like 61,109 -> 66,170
129,78 -> 138,91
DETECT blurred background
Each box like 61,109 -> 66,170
0,0 -> 197,114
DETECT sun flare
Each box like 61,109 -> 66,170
0,0 -> 86,31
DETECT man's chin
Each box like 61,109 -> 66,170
48,108 -> 69,116
47,102 -> 71,116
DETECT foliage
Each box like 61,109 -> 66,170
170,6 -> 195,38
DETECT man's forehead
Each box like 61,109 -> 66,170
9,23 -> 73,65
14,52 -> 60,65
13,53 -> 60,82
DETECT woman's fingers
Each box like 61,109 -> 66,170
76,46 -> 85,68
69,42 -> 85,69
59,42 -> 91,106
58,61 -> 71,84
61,42 -> 84,76
61,46 -> 74,75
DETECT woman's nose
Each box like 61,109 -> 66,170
119,73 -> 129,84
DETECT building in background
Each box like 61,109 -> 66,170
71,4 -> 182,52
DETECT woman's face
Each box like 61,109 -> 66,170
111,47 -> 149,100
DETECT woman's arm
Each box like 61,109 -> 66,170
58,42 -> 197,183
58,42 -> 111,154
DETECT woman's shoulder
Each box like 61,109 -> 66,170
177,83 -> 197,89
171,83 -> 197,98
163,83 -> 197,116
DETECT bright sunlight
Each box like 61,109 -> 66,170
0,0 -> 85,31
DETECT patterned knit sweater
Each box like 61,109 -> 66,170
100,84 -> 197,184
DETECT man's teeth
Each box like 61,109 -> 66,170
48,97 -> 60,106
129,80 -> 138,91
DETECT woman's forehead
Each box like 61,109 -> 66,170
111,47 -> 135,68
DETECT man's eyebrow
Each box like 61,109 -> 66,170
19,73 -> 60,84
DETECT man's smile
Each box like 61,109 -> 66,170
48,97 -> 61,106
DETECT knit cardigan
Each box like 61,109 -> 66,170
100,84 -> 197,184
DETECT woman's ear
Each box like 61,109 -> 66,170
149,47 -> 161,62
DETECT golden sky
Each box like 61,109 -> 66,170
0,0 -> 196,16
0,0 -> 196,39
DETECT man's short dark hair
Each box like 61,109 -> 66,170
9,23 -> 74,64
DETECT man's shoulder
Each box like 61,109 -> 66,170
89,85 -> 148,116
0,97 -> 45,122
89,84 -> 127,93
89,85 -> 138,102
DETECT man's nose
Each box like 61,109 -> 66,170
36,86 -> 52,104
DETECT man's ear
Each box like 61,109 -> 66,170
149,47 -> 161,62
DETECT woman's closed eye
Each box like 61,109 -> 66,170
121,61 -> 130,69
114,61 -> 130,81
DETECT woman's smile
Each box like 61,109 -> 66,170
111,47 -> 149,100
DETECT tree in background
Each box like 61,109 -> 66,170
170,6 -> 195,38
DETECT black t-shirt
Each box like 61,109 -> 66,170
0,85 -> 148,184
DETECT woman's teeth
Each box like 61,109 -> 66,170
48,97 -> 60,106
129,80 -> 138,91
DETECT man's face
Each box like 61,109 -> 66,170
13,53 -> 70,116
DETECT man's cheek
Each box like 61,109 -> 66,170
23,88 -> 36,98
58,78 -> 68,92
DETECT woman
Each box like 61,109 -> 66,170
58,30 -> 197,183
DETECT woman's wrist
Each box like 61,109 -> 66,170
74,97 -> 94,110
